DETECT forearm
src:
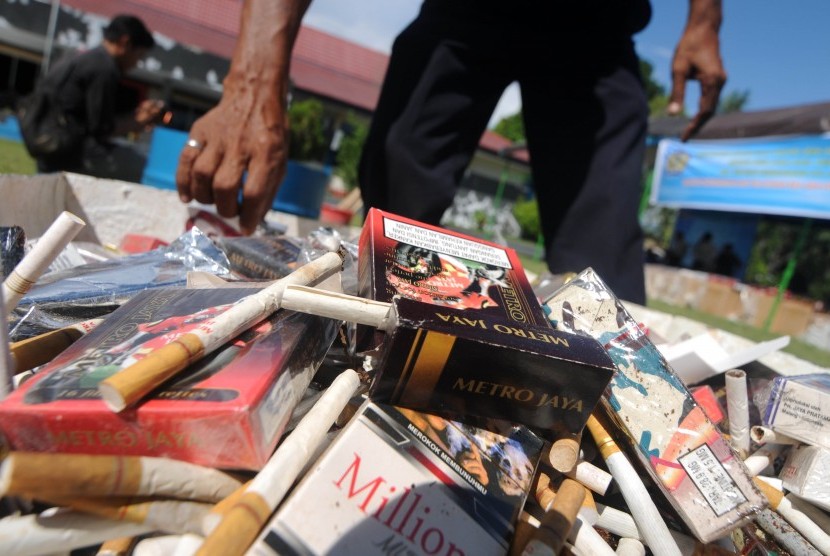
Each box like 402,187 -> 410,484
224,0 -> 313,101
685,0 -> 722,33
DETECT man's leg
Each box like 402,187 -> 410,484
521,39 -> 648,303
358,8 -> 513,225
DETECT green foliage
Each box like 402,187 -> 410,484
718,90 -> 750,114
334,113 -> 368,190
0,139 -> 36,174
493,112 -> 525,143
639,59 -> 666,102
287,98 -> 327,161
512,197 -> 540,240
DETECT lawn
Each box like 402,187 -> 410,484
0,139 -> 36,175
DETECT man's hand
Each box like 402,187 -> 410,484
175,86 -> 288,235
135,99 -> 166,127
668,0 -> 727,141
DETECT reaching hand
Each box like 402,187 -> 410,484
668,0 -> 727,141
175,85 -> 288,235
134,99 -> 166,127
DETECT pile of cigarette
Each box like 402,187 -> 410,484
1,208 -> 829,556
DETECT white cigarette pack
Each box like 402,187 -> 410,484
247,399 -> 544,556
763,374 -> 830,449
779,444 -> 830,512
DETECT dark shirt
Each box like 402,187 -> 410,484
42,46 -> 121,142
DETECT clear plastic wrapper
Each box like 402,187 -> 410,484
544,268 -> 766,542
8,228 -> 233,341
1,225 -> 26,279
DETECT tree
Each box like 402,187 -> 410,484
493,112 -> 525,143
334,113 -> 368,190
287,98 -> 327,161
718,90 -> 750,114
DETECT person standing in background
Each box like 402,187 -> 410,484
21,14 -> 164,174
176,0 -> 726,304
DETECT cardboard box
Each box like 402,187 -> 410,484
764,373 -> 830,449
545,268 -> 766,542
779,444 -> 830,512
0,287 -> 338,470
248,399 -> 544,555
370,297 -> 616,439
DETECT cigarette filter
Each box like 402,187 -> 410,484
545,269 -> 766,542
750,425 -> 800,446
725,369 -> 750,456
523,478 -> 585,556
763,373 -> 830,449
753,478 -> 830,554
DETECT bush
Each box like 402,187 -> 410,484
288,99 -> 327,161
513,197 -> 540,240
334,113 -> 368,190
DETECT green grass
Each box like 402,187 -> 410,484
0,139 -> 36,175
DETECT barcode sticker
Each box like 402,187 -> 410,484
679,444 -> 747,516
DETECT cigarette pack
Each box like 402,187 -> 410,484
216,235 -> 303,281
358,208 -> 548,349
763,373 -> 830,450
0,287 -> 338,470
779,444 -> 830,512
370,297 -> 616,439
544,269 -> 765,542
248,399 -> 544,556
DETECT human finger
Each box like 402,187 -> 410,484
238,152 -> 283,235
680,75 -> 724,141
190,142 -> 225,205
211,156 -> 246,219
175,137 -> 204,203
668,60 -> 690,116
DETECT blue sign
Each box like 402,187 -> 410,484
652,134 -> 830,219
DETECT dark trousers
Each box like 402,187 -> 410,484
359,1 -> 649,303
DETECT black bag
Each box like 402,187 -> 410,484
17,62 -> 84,158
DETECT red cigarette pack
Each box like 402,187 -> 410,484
0,287 -> 338,470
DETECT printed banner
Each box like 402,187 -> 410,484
652,134 -> 830,219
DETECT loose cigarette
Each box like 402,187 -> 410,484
201,480 -> 252,535
754,507 -> 823,556
98,250 -> 344,411
536,472 -> 598,525
754,477 -> 830,554
725,369 -> 750,456
280,284 -> 393,329
615,538 -> 646,556
586,414 -> 682,556
3,211 -> 85,316
570,519 -> 615,556
510,512 -> 539,556
743,444 -> 784,477
46,495 -> 211,536
564,460 -> 612,495
132,535 -> 189,556
0,286 -> 12,399
786,493 -> 830,535
548,433 -> 581,474
0,507 -> 153,556
750,425 -> 801,446
196,368 -> 361,556
755,475 -> 784,491
593,503 -> 699,556
10,317 -> 103,373
96,535 -> 137,556
0,452 -> 242,503
524,478 -> 586,555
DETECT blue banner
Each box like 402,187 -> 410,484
652,134 -> 830,219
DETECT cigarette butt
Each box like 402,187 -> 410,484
524,478 -> 586,555
195,491 -> 272,556
535,472 -> 598,524
98,250 -> 344,412
3,211 -> 85,316
564,460 -> 612,495
96,535 -> 137,556
743,444 -> 784,477
548,434 -> 581,474
0,452 -> 242,502
10,318 -> 103,373
509,512 -> 539,556
615,538 -> 645,556
725,369 -> 750,456
750,425 -> 800,446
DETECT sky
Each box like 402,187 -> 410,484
303,0 -> 830,127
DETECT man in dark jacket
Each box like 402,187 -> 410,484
26,14 -> 162,173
